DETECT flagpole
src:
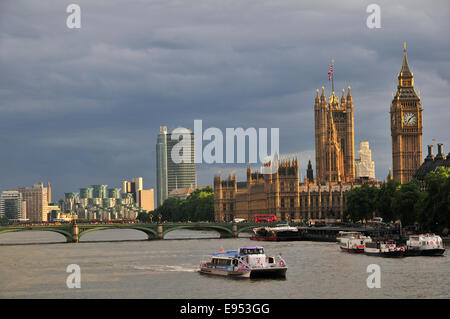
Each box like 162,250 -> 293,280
331,58 -> 335,94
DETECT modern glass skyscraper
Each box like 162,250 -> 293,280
0,190 -> 27,220
167,128 -> 196,195
156,126 -> 168,207
156,126 -> 196,207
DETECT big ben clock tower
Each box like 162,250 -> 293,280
390,43 -> 423,183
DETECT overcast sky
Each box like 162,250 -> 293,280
0,0 -> 449,201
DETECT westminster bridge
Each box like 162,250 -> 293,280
0,222 -> 269,243
0,221 -> 400,243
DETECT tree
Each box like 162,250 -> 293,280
180,187 -> 214,222
391,180 -> 421,226
376,179 -> 401,222
0,216 -> 9,225
344,184 -> 379,222
137,211 -> 151,222
158,197 -> 185,222
416,167 -> 450,234
141,187 -> 215,222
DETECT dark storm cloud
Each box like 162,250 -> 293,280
0,0 -> 449,200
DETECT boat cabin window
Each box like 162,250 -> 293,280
212,258 -> 232,266
240,248 -> 264,255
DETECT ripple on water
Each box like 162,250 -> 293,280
0,230 -> 449,298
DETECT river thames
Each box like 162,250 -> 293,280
0,229 -> 448,299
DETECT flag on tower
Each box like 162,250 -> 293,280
328,65 -> 333,80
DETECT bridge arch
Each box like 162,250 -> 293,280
235,224 -> 258,235
162,225 -> 233,238
0,228 -> 74,243
78,225 -> 158,240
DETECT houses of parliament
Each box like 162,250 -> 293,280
214,44 -> 424,222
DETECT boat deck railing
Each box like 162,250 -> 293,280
236,257 -> 252,270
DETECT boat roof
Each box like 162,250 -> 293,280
211,250 -> 239,257
241,246 -> 264,249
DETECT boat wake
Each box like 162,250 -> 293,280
131,264 -> 198,273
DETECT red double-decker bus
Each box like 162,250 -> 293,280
254,215 -> 276,223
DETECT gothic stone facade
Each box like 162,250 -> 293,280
213,160 -> 373,222
314,86 -> 355,183
390,44 -> 423,183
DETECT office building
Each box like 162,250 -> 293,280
355,141 -> 376,180
166,127 -> 196,195
156,126 -> 168,207
17,183 -> 49,222
0,190 -> 27,221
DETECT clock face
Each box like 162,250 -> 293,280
403,112 -> 417,126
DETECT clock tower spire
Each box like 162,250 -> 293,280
390,43 -> 423,183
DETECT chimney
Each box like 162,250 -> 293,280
437,143 -> 443,156
435,143 -> 445,161
425,145 -> 434,160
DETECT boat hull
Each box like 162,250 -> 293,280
199,266 -> 287,279
405,248 -> 445,256
250,236 -> 278,241
364,251 -> 405,258
252,226 -> 302,242
249,267 -> 287,278
340,246 -> 365,253
250,235 -> 301,242
199,267 -> 251,278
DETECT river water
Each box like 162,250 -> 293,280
0,229 -> 448,299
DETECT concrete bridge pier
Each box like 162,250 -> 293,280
70,222 -> 79,243
157,223 -> 163,240
232,222 -> 238,238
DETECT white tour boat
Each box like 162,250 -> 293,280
364,240 -> 406,258
337,231 -> 372,253
199,246 -> 288,278
404,233 -> 445,256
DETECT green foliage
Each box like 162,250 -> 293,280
137,187 -> 214,222
343,167 -> 449,235
416,167 -> 450,234
0,216 -> 10,225
391,180 -> 422,226
344,184 -> 379,222
376,179 -> 400,222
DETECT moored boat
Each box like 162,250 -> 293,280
404,234 -> 445,256
364,240 -> 406,257
199,246 -> 288,278
338,231 -> 372,253
251,224 -> 302,241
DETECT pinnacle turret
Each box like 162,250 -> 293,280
399,42 -> 413,79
